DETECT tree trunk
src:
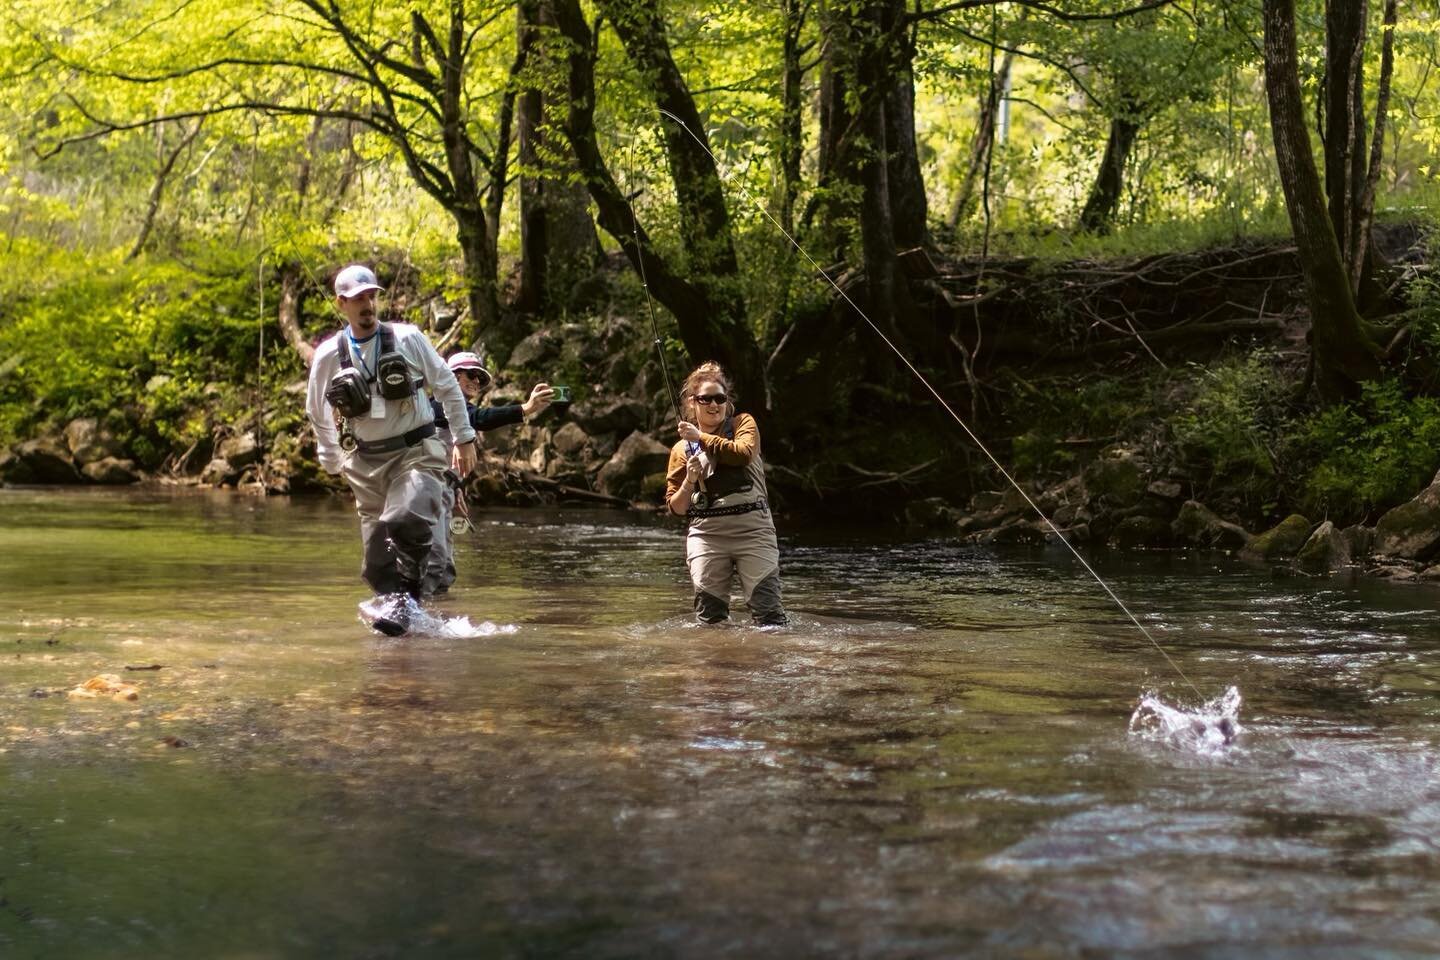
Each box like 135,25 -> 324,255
516,0 -> 599,315
883,6 -> 927,251
551,0 -> 764,404
598,0 -> 741,291
779,0 -> 807,237
1262,0 -> 1379,399
277,262 -> 315,366
1078,93 -> 1143,235
948,53 -> 1012,230
1352,0 -> 1398,305
1323,0 -> 1370,285
425,8 -> 500,349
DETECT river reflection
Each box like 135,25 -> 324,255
1,487 -> 1438,958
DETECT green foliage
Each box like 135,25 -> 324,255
0,238 -> 293,450
1005,373 -> 1161,478
1168,352 -> 1295,511
1297,380 -> 1440,521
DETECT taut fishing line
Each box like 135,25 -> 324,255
655,108 -> 1202,700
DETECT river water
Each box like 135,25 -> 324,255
2,488 -> 1438,958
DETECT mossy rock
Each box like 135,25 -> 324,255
1242,514 -> 1315,561
1295,520 -> 1347,573
1373,483 -> 1440,561
1082,449 -> 1146,507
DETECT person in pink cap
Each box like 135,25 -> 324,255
422,352 -> 554,595
304,263 -> 476,636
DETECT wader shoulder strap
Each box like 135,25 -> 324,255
336,324 -> 395,376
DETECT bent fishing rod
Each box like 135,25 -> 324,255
653,108 -> 1202,700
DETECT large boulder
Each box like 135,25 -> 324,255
571,398 -> 648,436
1341,524 -> 1376,560
1295,520 -> 1348,573
82,458 -> 141,485
200,457 -> 238,487
551,421 -> 591,458
1171,500 -> 1251,550
0,438 -> 81,484
1373,482 -> 1440,561
1242,514 -> 1315,562
596,431 -> 672,499
507,329 -> 560,369
64,418 -> 125,465
217,431 -> 262,470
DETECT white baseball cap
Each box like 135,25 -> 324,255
334,264 -> 384,299
447,352 -> 491,382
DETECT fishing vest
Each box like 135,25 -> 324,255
689,417 -> 767,519
335,323 -> 423,402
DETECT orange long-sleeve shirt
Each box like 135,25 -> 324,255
665,413 -> 761,502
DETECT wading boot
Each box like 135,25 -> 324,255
370,593 -> 411,637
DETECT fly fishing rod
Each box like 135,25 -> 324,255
627,134 -> 682,421
655,108 -> 1202,700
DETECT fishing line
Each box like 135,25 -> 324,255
626,132 -> 682,421
656,108 -> 1201,699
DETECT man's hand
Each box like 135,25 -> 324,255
521,382 -> 555,418
453,440 -> 478,477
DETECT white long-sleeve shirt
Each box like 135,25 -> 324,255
305,322 -> 476,474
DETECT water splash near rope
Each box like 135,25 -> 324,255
1129,685 -> 1243,755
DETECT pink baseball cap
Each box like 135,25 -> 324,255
447,352 -> 492,383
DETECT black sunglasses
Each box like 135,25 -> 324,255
693,393 -> 728,406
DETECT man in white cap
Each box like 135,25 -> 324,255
304,263 -> 477,635
422,352 -> 554,595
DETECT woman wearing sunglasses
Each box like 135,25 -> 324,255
664,361 -> 787,626
423,351 -> 554,596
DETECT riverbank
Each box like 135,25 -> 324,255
3,227 -> 1438,581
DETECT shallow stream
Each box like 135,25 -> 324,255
2,488 -> 1438,958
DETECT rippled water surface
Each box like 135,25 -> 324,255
2,488 -> 1439,958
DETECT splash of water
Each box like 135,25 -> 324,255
357,596 -> 518,640
1128,685 -> 1243,755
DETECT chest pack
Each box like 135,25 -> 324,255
325,324 -> 419,418
690,418 -> 754,509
